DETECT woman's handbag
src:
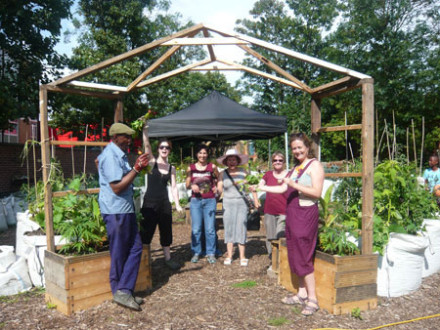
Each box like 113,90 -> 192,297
224,170 -> 261,231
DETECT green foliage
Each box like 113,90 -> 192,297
0,0 -> 72,129
26,163 -> 106,255
333,159 -> 438,255
267,316 -> 290,326
318,184 -> 360,256
231,280 -> 257,288
351,307 -> 363,320
372,160 -> 438,253
46,301 -> 57,309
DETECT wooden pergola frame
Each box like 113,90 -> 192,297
39,23 -> 374,256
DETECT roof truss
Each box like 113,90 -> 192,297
49,23 -> 371,97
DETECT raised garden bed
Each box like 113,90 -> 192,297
44,245 -> 152,315
277,238 -> 377,315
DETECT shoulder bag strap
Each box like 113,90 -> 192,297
224,170 -> 254,208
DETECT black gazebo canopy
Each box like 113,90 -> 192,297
148,91 -> 287,141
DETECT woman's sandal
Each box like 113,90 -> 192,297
224,257 -> 232,265
240,258 -> 249,267
301,299 -> 320,316
281,294 -> 308,306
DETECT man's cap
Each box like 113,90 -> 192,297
109,123 -> 135,136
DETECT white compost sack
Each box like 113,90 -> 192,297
1,196 -> 17,226
422,219 -> 440,277
0,246 -> 16,273
377,232 -> 429,297
167,182 -> 188,203
23,234 -> 66,287
15,211 -> 41,257
0,256 -> 32,296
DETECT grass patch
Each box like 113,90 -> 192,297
231,280 -> 257,288
0,287 -> 45,303
46,301 -> 57,309
268,316 -> 290,326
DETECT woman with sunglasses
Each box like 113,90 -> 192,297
251,151 -> 288,265
259,133 -> 324,316
186,144 -> 219,264
140,129 -> 183,270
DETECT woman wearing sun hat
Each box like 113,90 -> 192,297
217,149 -> 250,266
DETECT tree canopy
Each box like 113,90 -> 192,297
0,0 -> 72,130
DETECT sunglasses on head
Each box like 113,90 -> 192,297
272,159 -> 284,163
159,145 -> 171,150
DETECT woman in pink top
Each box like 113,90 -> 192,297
252,151 -> 287,263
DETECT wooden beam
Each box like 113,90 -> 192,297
53,188 -> 100,198
204,24 -> 371,80
50,141 -> 109,147
361,81 -> 375,255
45,85 -> 120,99
161,37 -> 249,46
313,81 -> 364,99
136,59 -> 212,88
318,124 -> 362,133
325,172 -> 362,178
39,85 -> 55,252
217,59 -> 304,91
311,77 -> 356,94
114,99 -> 123,123
311,98 -> 321,158
67,81 -> 128,93
127,45 -> 181,91
239,45 -> 312,93
49,23 -> 205,86
202,28 -> 216,62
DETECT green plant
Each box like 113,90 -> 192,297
372,160 -> 438,254
333,160 -> 438,255
267,316 -> 290,326
318,184 -> 360,256
26,164 -> 107,255
46,301 -> 57,309
351,307 -> 363,320
231,280 -> 257,288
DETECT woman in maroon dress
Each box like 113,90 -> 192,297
259,133 -> 324,316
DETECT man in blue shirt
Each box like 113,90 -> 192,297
98,122 -> 149,311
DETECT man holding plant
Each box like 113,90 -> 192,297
97,123 -> 150,311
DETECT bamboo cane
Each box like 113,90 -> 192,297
83,124 -> 88,176
412,119 -> 417,170
71,132 -> 75,177
375,126 -> 386,166
384,119 -> 391,160
419,117 -> 425,176
392,111 -> 396,160
406,127 -> 409,165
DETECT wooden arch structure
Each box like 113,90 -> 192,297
39,23 -> 374,255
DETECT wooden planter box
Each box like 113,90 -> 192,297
278,238 -> 377,315
44,244 -> 152,315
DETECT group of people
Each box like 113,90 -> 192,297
97,122 -> 325,316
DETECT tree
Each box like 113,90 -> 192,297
235,0 -> 341,160
0,0 -> 72,130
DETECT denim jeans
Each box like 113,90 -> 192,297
190,197 -> 216,256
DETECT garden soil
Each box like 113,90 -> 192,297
1,221 -> 440,329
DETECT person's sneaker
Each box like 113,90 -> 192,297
207,255 -> 216,264
133,296 -> 144,305
165,258 -> 181,270
113,290 -> 141,311
191,255 -> 199,263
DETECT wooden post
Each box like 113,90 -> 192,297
310,98 -> 321,160
39,85 -> 55,252
114,98 -> 123,123
361,80 -> 374,255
